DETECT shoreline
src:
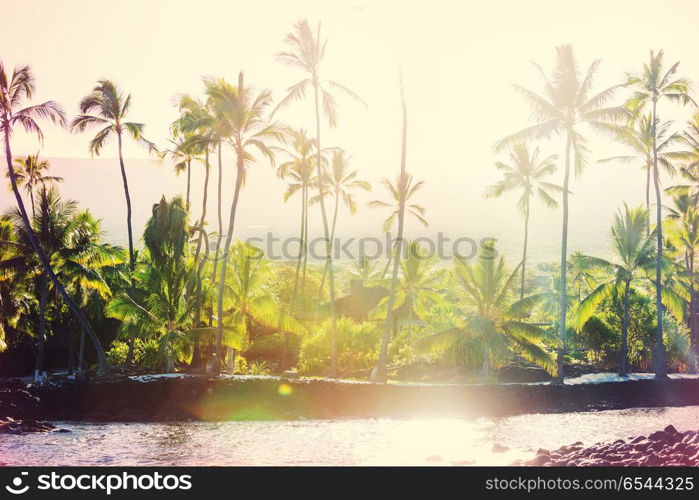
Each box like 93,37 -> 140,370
4,374 -> 699,423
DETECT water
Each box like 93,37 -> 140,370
2,406 -> 699,466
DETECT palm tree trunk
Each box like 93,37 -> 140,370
645,163 -> 651,235
30,189 -> 35,219
194,150 -> 210,260
318,190 -> 341,297
313,83 -> 339,378
689,251 -> 697,374
651,98 -> 667,378
186,159 -> 191,209
216,156 -> 245,374
300,182 -> 309,298
117,132 -> 135,277
619,279 -> 631,376
118,131 -> 138,367
520,199 -> 530,299
78,326 -> 86,374
371,76 -> 407,383
555,132 -> 572,383
35,275 -> 48,383
289,188 -> 305,314
211,141 -> 224,285
3,128 -> 109,376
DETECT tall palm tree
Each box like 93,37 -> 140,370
276,19 -> 365,377
8,153 -> 63,217
315,148 -> 371,294
71,80 -> 156,282
421,244 -> 555,381
625,50 -> 695,378
496,45 -> 626,381
485,143 -> 560,298
574,205 -> 656,376
0,62 -> 109,375
162,132 -> 198,209
369,77 -> 415,381
601,113 -> 685,230
209,72 -> 284,373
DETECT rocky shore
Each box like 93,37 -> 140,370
515,425 -> 699,466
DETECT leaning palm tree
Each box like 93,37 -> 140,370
574,205 -> 656,376
496,45 -> 627,381
71,80 -> 157,282
8,153 -> 63,217
0,62 -> 109,375
276,19 -> 365,377
485,143 -> 560,298
209,72 -> 284,373
625,50 -> 695,378
601,113 -> 685,230
315,149 -> 371,295
5,187 -> 120,382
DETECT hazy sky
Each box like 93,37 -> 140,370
2,0 -> 698,261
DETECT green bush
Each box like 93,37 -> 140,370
298,317 -> 379,375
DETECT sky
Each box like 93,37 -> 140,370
1,0 -> 698,262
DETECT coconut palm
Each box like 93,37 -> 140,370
421,244 -> 555,381
625,50 -> 695,378
371,242 -> 444,363
485,143 -> 560,298
496,45 -> 627,381
71,80 -> 156,282
162,132 -> 199,209
4,187 -> 119,382
666,192 -> 699,372
315,149 -> 371,295
574,205 -> 656,376
8,153 -> 63,217
601,113 -> 685,230
276,18 -> 365,377
209,72 -> 284,373
0,62 -> 109,375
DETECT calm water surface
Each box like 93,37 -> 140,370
2,406 -> 699,466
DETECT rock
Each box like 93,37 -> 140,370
664,424 -> 678,435
0,417 -> 55,435
648,430 -> 671,442
492,443 -> 510,453
630,435 -> 646,444
497,364 -> 552,383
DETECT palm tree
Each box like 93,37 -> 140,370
625,50 -> 695,378
369,76 -> 414,381
601,113 -> 685,230
485,143 -> 560,298
71,80 -> 157,283
276,18 -> 365,377
276,129 -> 317,311
0,62 -> 109,375
496,45 -> 627,381
162,132 -> 198,209
315,148 -> 371,294
666,192 -> 699,373
218,241 -> 305,371
5,187 -> 119,382
209,72 -> 284,373
8,153 -> 63,217
371,242 -> 444,364
421,244 -> 555,381
574,205 -> 656,376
